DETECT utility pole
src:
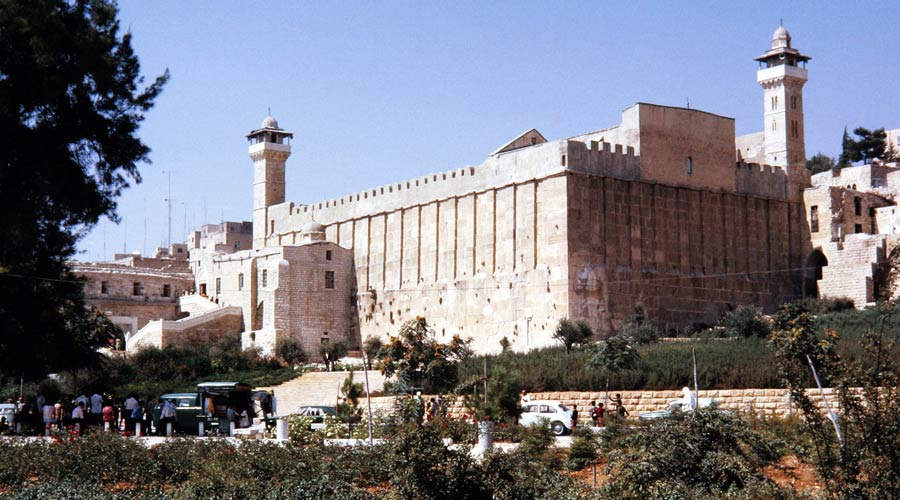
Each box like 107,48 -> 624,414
163,170 -> 174,248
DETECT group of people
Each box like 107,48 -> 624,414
583,394 -> 629,427
6,393 -> 156,436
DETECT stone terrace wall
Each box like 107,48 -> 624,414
367,388 -> 846,420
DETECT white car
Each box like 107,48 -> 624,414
519,400 -> 574,436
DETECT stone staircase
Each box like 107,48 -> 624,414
260,370 -> 387,415
126,305 -> 243,352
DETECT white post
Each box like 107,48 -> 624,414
472,421 -> 494,457
104,421 -> 110,433
166,422 -> 173,437
362,355 -> 374,446
135,422 -> 142,437
198,420 -> 204,436
229,421 -> 235,437
276,418 -> 288,440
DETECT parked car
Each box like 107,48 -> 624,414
293,405 -> 336,430
519,400 -> 573,436
0,403 -> 16,431
639,389 -> 717,420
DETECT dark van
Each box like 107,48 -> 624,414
152,382 -> 267,435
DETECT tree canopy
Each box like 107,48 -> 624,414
0,0 -> 167,380
840,126 -> 889,166
552,318 -> 594,354
806,152 -> 836,174
377,317 -> 472,394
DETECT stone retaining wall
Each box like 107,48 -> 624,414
366,387 -> 843,420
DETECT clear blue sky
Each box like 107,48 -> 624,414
76,0 -> 900,261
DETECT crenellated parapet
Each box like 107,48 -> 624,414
734,160 -> 789,199
564,139 -> 641,180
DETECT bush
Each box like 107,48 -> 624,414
275,337 -> 308,367
796,296 -> 856,314
517,422 -> 555,459
620,304 -> 659,345
720,305 -> 771,338
566,426 -> 598,471
597,410 -> 788,499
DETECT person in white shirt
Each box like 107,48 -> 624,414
42,403 -> 55,429
159,400 -> 177,435
123,395 -> 138,432
71,402 -> 85,433
90,393 -> 103,425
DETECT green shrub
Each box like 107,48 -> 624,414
620,303 -> 659,344
385,424 -> 487,498
274,337 -> 308,367
480,451 -> 590,499
284,414 -> 320,444
597,410 -> 788,499
566,426 -> 598,471
517,422 -> 555,459
796,296 -> 856,314
720,305 -> 771,338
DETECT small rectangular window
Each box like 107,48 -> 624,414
262,269 -> 268,288
326,250 -> 333,261
132,282 -> 143,296
238,273 -> 244,290
687,156 -> 693,175
325,271 -> 335,289
855,223 -> 863,234
810,206 -> 819,233
854,196 -> 862,216
215,278 -> 221,295
100,281 -> 109,295
163,284 -> 171,297
561,154 -> 566,166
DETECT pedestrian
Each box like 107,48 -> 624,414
130,401 -> 145,435
159,399 -> 177,435
90,392 -> 103,426
101,402 -> 115,432
520,389 -> 530,404
71,402 -> 85,434
436,394 -> 446,418
123,394 -> 138,432
426,398 -> 436,422
42,402 -> 55,433
589,401 -> 598,426
614,394 -> 629,419
53,401 -> 64,431
593,402 -> 606,427
571,404 -> 579,428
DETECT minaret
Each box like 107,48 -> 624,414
755,25 -> 811,168
247,115 -> 293,249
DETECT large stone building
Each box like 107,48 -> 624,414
98,26 -> 899,356
73,247 -> 194,348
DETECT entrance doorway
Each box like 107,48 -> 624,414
804,250 -> 828,298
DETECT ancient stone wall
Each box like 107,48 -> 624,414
567,175 -> 803,333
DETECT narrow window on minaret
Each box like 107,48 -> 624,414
687,156 -> 693,175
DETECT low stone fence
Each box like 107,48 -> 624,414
364,387 -> 845,420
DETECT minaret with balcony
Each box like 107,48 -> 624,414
247,116 -> 293,249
